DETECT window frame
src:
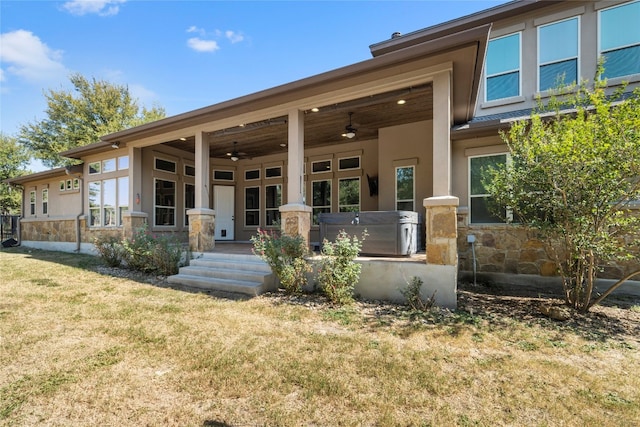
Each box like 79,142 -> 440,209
213,169 -> 235,181
29,190 -> 36,216
485,31 -> 522,102
338,177 -> 360,212
338,156 -> 361,171
468,153 -> 509,224
184,182 -> 195,227
537,16 -> 580,92
265,184 -> 282,226
42,188 -> 48,215
597,0 -> 640,80
311,179 -> 332,225
244,186 -> 261,227
245,169 -> 260,181
395,165 -> 415,211
311,159 -> 332,174
154,156 -> 177,174
154,178 -> 177,227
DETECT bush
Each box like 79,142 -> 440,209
120,224 -> 184,276
317,230 -> 365,305
400,276 -> 436,311
93,234 -> 124,267
251,228 -> 311,294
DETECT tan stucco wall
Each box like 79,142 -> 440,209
475,0 -> 640,120
378,120 -> 433,210
23,176 -> 82,219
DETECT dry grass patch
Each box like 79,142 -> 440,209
1,247 -> 639,426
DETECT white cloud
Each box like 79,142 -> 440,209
0,30 -> 67,82
225,30 -> 244,44
128,83 -> 158,104
186,26 -> 205,36
187,37 -> 220,53
0,68 -> 5,82
62,0 -> 126,16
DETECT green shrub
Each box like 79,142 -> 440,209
121,224 -> 184,276
400,276 -> 436,311
317,230 -> 365,305
93,234 -> 124,267
251,228 -> 311,294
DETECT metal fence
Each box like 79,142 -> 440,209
1,215 -> 19,245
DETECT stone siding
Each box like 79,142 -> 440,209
457,217 -> 640,280
21,218 -> 122,245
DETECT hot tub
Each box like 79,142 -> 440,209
318,211 -> 419,256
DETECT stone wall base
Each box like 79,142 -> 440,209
187,208 -> 215,252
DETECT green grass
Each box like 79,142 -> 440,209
1,246 -> 639,426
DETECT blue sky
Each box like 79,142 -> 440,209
1,0 -> 508,169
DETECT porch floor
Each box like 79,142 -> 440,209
210,241 -> 427,263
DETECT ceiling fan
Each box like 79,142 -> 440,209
342,112 -> 357,139
226,141 -> 247,161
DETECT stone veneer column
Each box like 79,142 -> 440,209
279,108 -> 312,245
279,204 -> 312,245
122,211 -> 148,240
187,208 -> 216,252
423,196 -> 459,266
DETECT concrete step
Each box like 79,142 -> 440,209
167,251 -> 276,296
166,274 -> 269,296
177,265 -> 269,283
190,257 -> 271,273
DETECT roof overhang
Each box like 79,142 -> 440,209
5,164 -> 83,186
370,0 -> 563,57
61,23 -> 491,160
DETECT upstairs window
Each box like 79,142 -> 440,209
538,17 -> 579,92
599,1 -> 640,79
485,33 -> 521,101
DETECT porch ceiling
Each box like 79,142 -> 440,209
162,83 -> 433,160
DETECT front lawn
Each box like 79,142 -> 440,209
1,247 -> 638,426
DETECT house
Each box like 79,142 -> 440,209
7,0 -> 640,306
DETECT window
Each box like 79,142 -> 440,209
312,160 -> 331,173
338,156 -> 360,171
312,180 -> 331,225
155,157 -> 176,173
66,179 -> 72,190
59,181 -> 65,191
154,179 -> 176,226
469,154 -> 507,223
245,186 -> 260,226
599,1 -> 640,79
102,158 -> 116,173
118,177 -> 128,226
339,178 -> 360,212
184,183 -> 195,226
395,166 -> 414,211
88,162 -> 101,175
265,166 -> 282,178
538,17 -> 579,92
118,156 -> 129,170
88,179 -> 127,227
245,169 -> 260,181
29,191 -> 36,215
73,178 -> 79,190
103,179 -> 117,226
265,184 -> 282,226
88,182 -> 101,226
184,165 -> 195,177
42,189 -> 48,215
214,170 -> 234,181
485,33 -> 521,101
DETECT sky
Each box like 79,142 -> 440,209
1,0 -> 509,170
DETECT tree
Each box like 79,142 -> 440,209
18,73 -> 166,168
0,133 -> 30,214
486,70 -> 640,312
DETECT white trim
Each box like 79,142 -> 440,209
394,165 -> 415,211
337,155 -> 361,171
154,156 -> 177,174
311,159 -> 332,174
244,168 -> 260,181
